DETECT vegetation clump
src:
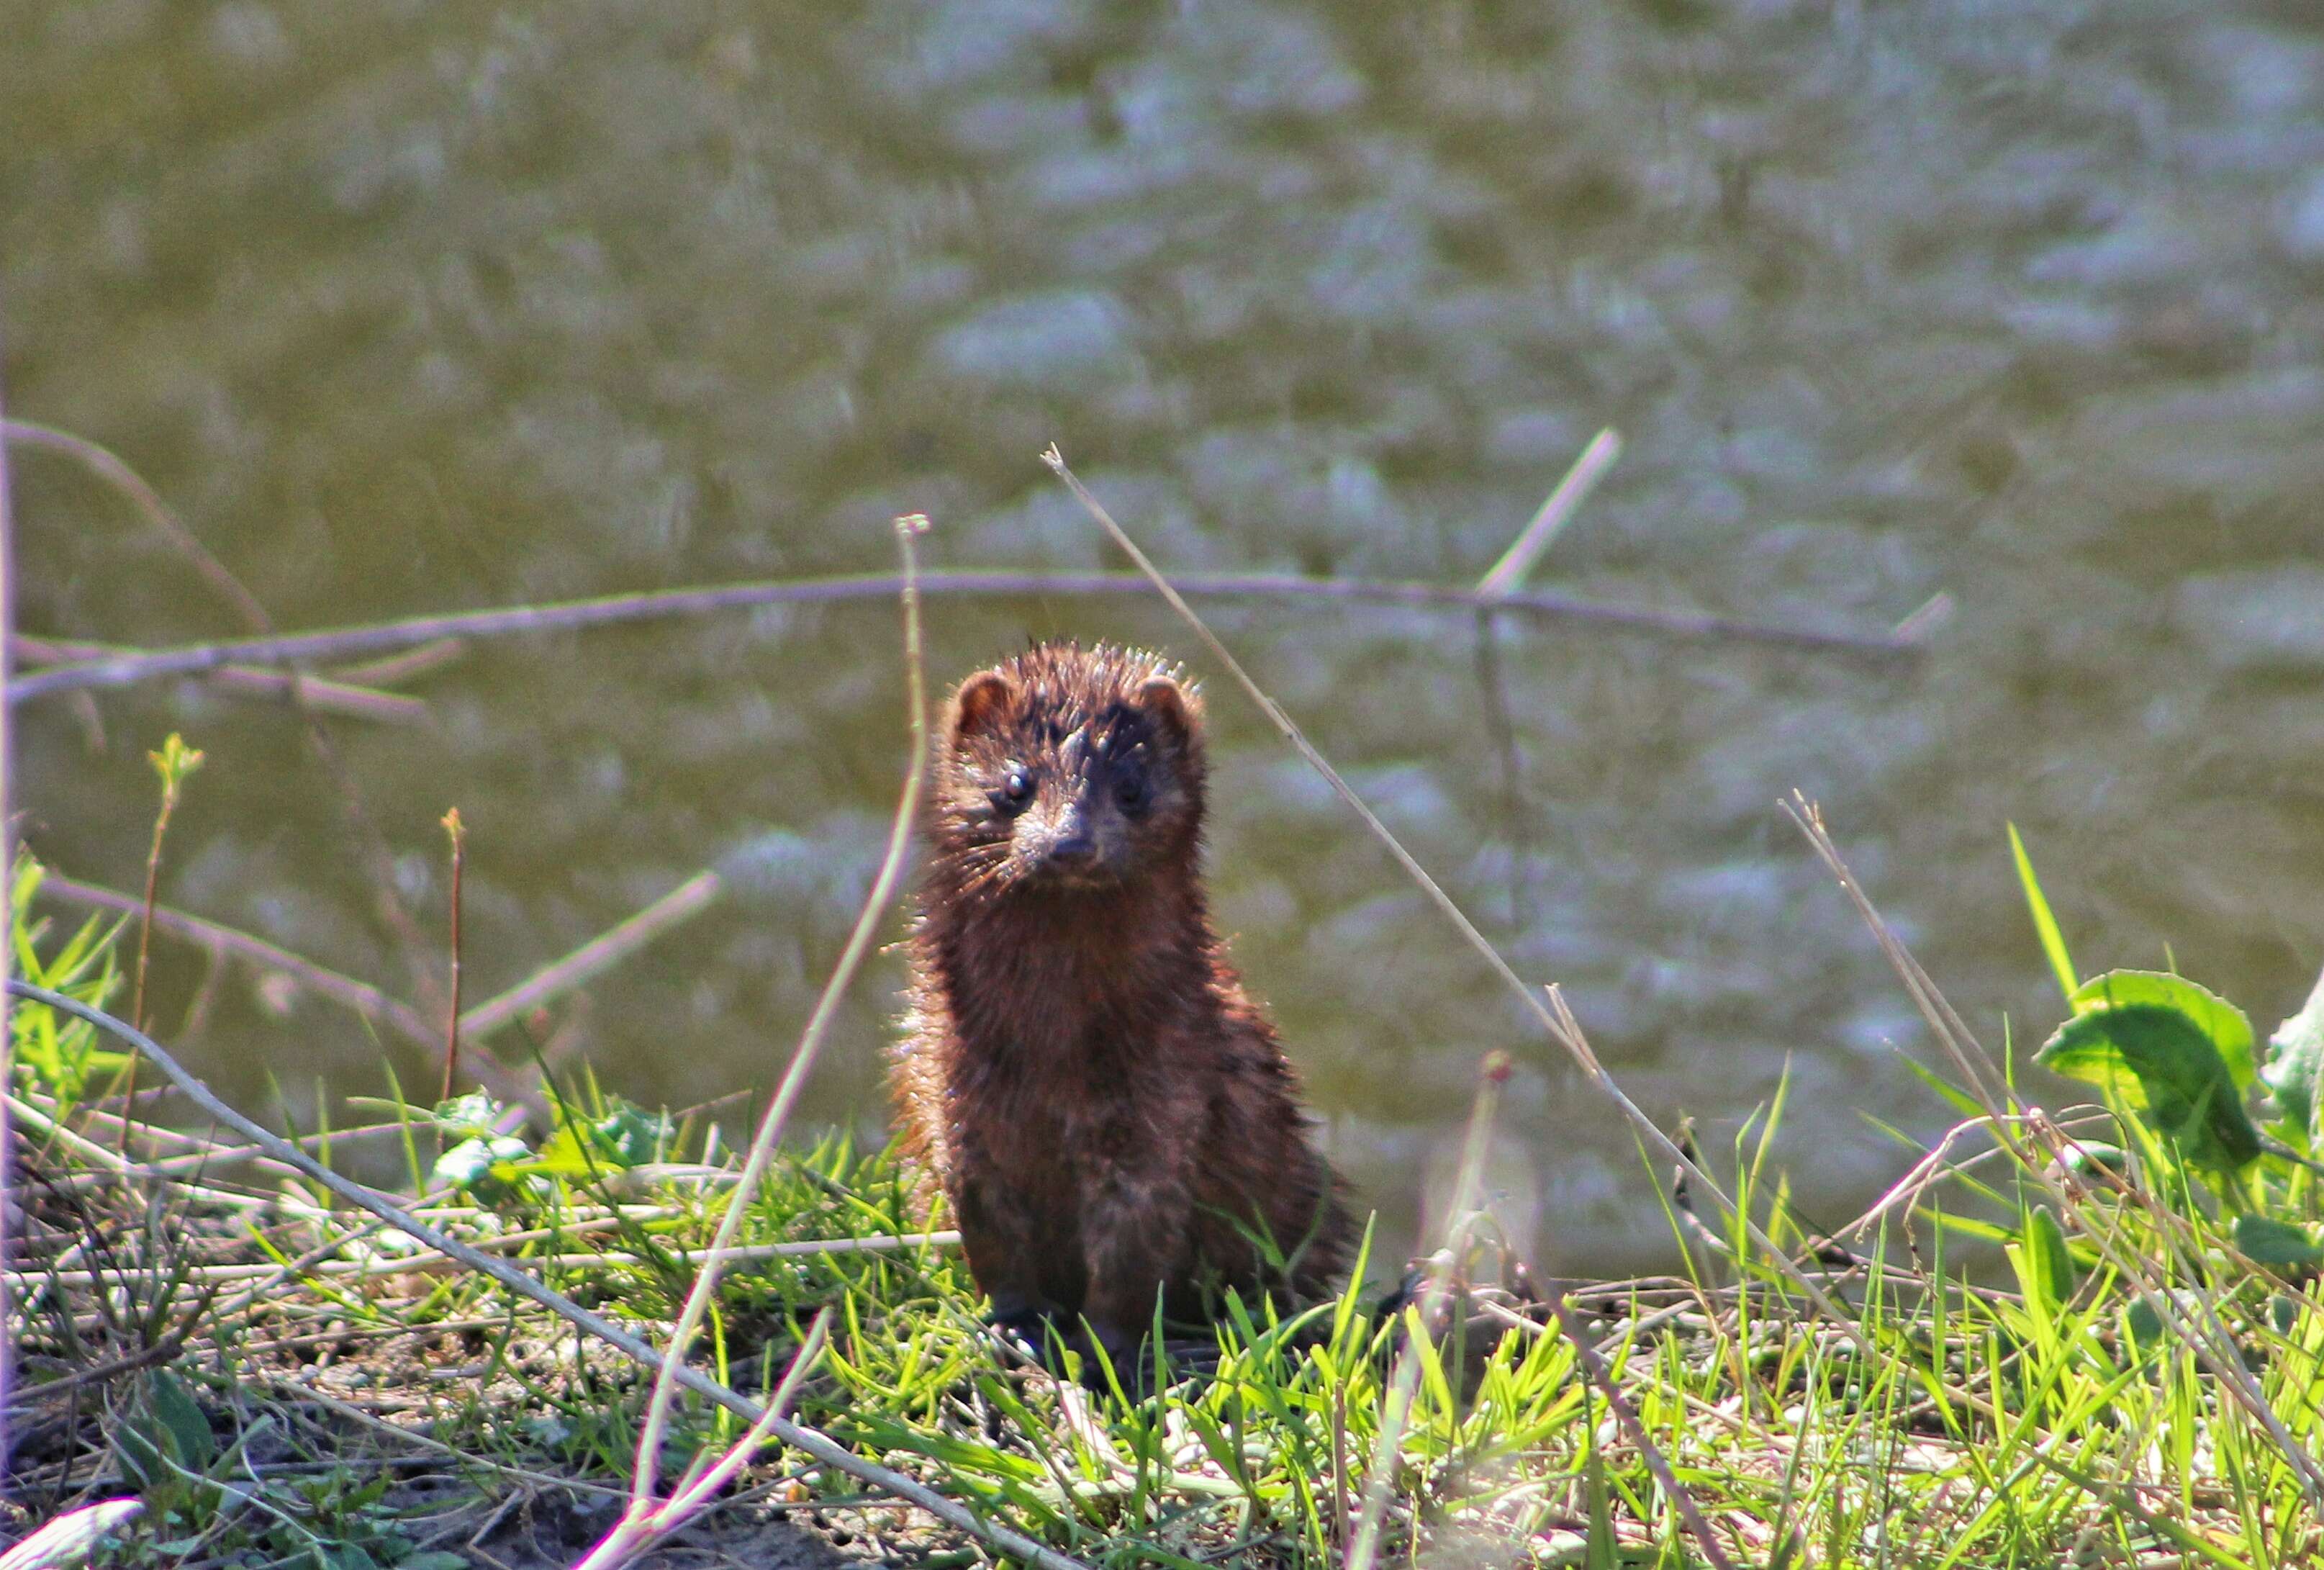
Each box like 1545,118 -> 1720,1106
7,815 -> 2324,1569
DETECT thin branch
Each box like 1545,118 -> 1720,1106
1546,1292 -> 1737,1570
458,870 -> 721,1042
1471,431 -> 1622,924
37,873 -> 435,1045
320,636 -> 468,686
6,977 -> 1091,1570
38,870 -> 721,1093
12,567 -> 1925,705
1,420 -> 269,631
7,1232 -> 962,1291
13,636 -> 428,723
1475,426 -> 1622,596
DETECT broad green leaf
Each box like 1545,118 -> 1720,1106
146,1370 -> 215,1471
2261,965 -> 2324,1141
2035,1003 -> 2262,1173
589,1103 -> 674,1167
2023,1204 -> 2076,1309
2071,970 -> 2256,1092
2122,1289 -> 2207,1350
2008,824 -> 2077,1005
2233,1214 -> 2324,1268
431,1093 -> 506,1137
430,1134 -> 534,1201
2057,1141 -> 2128,1179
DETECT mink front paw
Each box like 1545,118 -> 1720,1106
983,1291 -> 1059,1357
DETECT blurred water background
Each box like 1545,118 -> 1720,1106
7,0 -> 2324,1274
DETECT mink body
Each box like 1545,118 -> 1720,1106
892,642 -> 1352,1361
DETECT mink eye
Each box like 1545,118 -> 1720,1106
995,768 -> 1034,815
1112,768 -> 1149,815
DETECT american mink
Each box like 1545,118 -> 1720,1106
892,641 -> 1353,1367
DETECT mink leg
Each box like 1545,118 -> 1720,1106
1080,1180 -> 1190,1393
953,1179 -> 1057,1338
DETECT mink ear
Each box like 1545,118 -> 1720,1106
950,671 -> 1018,746
1136,675 -> 1196,748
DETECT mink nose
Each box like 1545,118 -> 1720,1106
1046,804 -> 1098,865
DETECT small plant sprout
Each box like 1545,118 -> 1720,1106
132,732 -> 204,1035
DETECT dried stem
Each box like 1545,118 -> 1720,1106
1475,425 -> 1622,597
572,1311 -> 833,1570
1780,791 -> 2324,1506
1547,1294 -> 1737,1570
439,809 -> 465,1103
1470,431 -> 1622,925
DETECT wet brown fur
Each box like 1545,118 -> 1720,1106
892,641 -> 1352,1356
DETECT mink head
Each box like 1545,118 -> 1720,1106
928,642 -> 1206,899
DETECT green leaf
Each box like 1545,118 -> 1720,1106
2072,970 -> 2256,1092
2124,1289 -> 2207,1351
2035,1002 -> 2263,1173
2057,1141 -> 2128,1179
2261,965 -> 2324,1141
534,1099 -> 674,1175
146,1370 -> 216,1471
430,1093 -> 507,1139
112,1415 -> 167,1492
2233,1214 -> 2324,1268
430,1134 -> 535,1202
2009,824 -> 2077,1005
149,731 -> 206,793
2022,1204 -> 2076,1309
589,1102 -> 673,1167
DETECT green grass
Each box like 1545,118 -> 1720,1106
10,921 -> 2323,1569
9,811 -> 2324,1567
